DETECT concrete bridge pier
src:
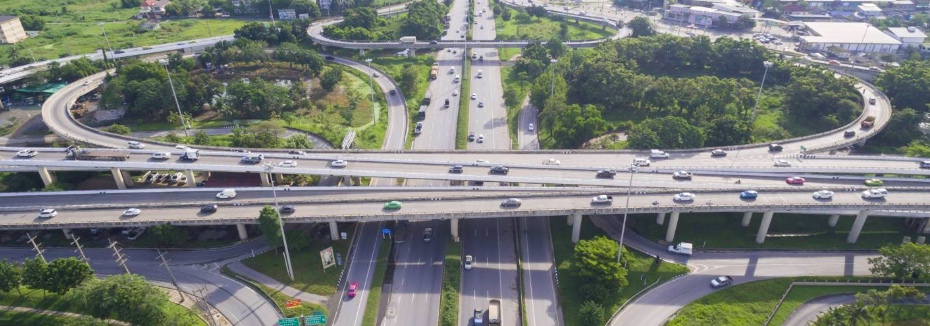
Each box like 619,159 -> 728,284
755,211 -> 775,244
570,213 -> 583,243
451,218 -> 460,242
275,173 -> 285,184
409,49 -> 416,57
111,168 -> 127,190
665,211 -> 680,242
185,170 -> 196,188
329,221 -> 339,240
236,224 -> 248,240
37,167 -> 56,186
847,210 -> 871,244
656,212 -> 666,225
260,172 -> 271,187
359,49 -> 365,56
857,138 -> 868,147
741,212 -> 753,227
828,214 -> 840,227
62,229 -> 73,240
342,175 -> 352,186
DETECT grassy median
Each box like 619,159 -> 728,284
456,59 -> 472,149
362,239 -> 391,326
439,237 -> 462,326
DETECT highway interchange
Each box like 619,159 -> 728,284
0,1 -> 926,326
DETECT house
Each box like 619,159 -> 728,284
857,3 -> 883,16
799,22 -> 901,54
0,16 -> 27,44
140,19 -> 161,30
885,26 -> 927,48
141,0 -> 172,18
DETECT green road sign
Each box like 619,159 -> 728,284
800,145 -> 808,152
305,312 -> 326,325
278,318 -> 300,326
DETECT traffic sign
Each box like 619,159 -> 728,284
305,312 -> 327,325
800,145 -> 808,152
278,318 -> 300,326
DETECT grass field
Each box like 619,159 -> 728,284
494,8 -> 614,42
0,310 -> 108,326
550,216 -> 689,325
628,212 -> 920,250
500,65 -> 532,149
438,237 -> 461,326
222,268 -> 329,319
242,224 -> 355,296
362,239 -> 391,326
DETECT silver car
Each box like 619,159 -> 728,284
500,198 -> 522,208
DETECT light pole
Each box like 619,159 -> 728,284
750,61 -> 773,125
264,163 -> 295,281
365,58 -> 376,125
160,60 -> 190,137
549,59 -> 558,97
616,160 -> 637,263
267,0 -> 276,26
98,22 -> 113,56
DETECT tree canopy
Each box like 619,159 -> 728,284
572,236 -> 629,291
258,205 -> 284,248
875,60 -> 930,113
75,274 -> 170,325
868,242 -> 930,282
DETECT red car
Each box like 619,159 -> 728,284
347,281 -> 359,298
786,176 -> 806,185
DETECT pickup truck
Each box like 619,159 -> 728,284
591,195 -> 613,205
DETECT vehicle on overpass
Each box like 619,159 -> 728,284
16,149 -> 37,158
711,149 -> 727,157
812,189 -> 835,199
500,198 -> 522,208
672,171 -> 693,180
673,192 -> 695,202
180,149 -> 200,161
384,201 -> 403,210
216,189 -> 237,199
331,159 -> 348,168
596,170 -> 617,179
774,159 -> 792,167
786,176 -> 806,185
38,209 -> 58,218
861,189 -> 887,199
739,190 -> 758,199
66,146 -> 130,161
864,178 -> 884,186
151,152 -> 171,160
591,195 -> 614,205
649,150 -> 669,159
122,208 -> 141,217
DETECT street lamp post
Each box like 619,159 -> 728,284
750,61 -> 774,125
549,59 -> 558,97
161,60 -> 191,137
98,22 -> 113,56
616,160 -> 637,263
365,58 -> 376,125
263,163 -> 295,281
267,0 -> 276,26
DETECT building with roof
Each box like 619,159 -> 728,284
886,26 -> 927,48
664,4 -> 758,28
778,0 -> 896,10
0,16 -> 27,44
799,22 -> 901,54
858,3 -> 883,16
141,0 -> 171,18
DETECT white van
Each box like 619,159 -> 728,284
477,70 -> 483,78
667,242 -> 693,255
454,75 -> 460,83
216,188 -> 237,199
649,149 -> 669,159
633,158 -> 650,166
151,152 -> 171,160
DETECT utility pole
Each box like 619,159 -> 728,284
25,233 -> 47,264
70,236 -> 89,264
107,239 -> 132,276
156,249 -> 184,303
194,286 -> 217,326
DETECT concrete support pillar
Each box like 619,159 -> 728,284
828,214 -> 840,228
847,209 -> 870,244
329,221 -> 339,241
359,49 -> 365,56
37,167 -> 56,186
656,212 -> 666,225
567,215 -> 574,226
259,172 -> 271,187
755,211 -> 775,244
857,138 -> 867,147
62,229 -> 73,240
342,175 -> 352,186
111,168 -> 127,190
665,211 -> 680,242
571,213 -> 583,243
409,48 -> 416,57
451,218 -> 460,242
274,173 -> 285,184
921,218 -> 930,234
236,224 -> 248,240
185,170 -> 196,188
121,170 -> 134,187
741,212 -> 753,227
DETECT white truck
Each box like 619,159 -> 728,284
591,195 -> 614,205
400,36 -> 417,43
650,149 -> 669,159
667,242 -> 693,255
180,149 -> 200,161
488,299 -> 501,326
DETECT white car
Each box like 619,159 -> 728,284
16,149 -> 38,158
151,152 -> 171,160
175,144 -> 189,150
38,209 -> 58,218
528,123 -> 534,131
774,159 -> 792,167
471,93 -> 477,100
122,208 -> 142,217
542,158 -> 560,165
477,135 -> 485,143
279,160 -> 298,167
453,90 -> 459,96
331,159 -> 348,168
216,188 -> 237,199
464,255 -> 473,270
862,189 -> 886,199
633,158 -> 651,166
673,192 -> 695,202
812,190 -> 834,199
372,72 -> 380,78
127,141 -> 145,149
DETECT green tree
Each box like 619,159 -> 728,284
44,258 -> 93,295
151,224 -> 188,246
546,37 -> 566,58
874,60 -> 930,113
550,104 -> 609,148
871,108 -> 922,147
402,0 -> 446,40
258,206 -> 283,248
0,260 -> 22,296
285,134 -> 315,149
285,229 -> 311,251
75,274 -> 169,325
579,301 -> 605,325
192,130 -> 212,145
628,17 -> 656,37
572,236 -> 629,291
321,68 -> 344,91
21,258 -> 48,294
703,115 -> 750,146
628,116 -> 705,149
104,124 -> 131,135
868,242 -> 930,281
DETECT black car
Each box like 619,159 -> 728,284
449,165 -> 464,173
430,40 -> 439,44
288,150 -> 307,155
325,55 -> 335,61
468,132 -> 476,142
596,170 -> 617,179
279,205 -> 296,214
768,143 -> 783,152
200,204 -> 218,214
389,89 -> 397,96
711,149 -> 727,157
844,130 -> 856,137
489,166 -> 509,175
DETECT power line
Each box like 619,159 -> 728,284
107,239 -> 131,276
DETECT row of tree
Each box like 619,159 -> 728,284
870,60 -> 930,155
324,0 -> 448,41
234,20 -> 316,47
528,33 -> 860,149
814,285 -> 926,326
